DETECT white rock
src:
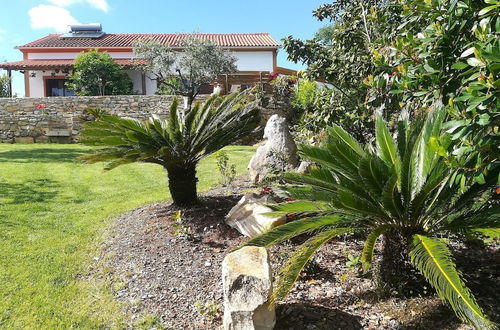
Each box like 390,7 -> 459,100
222,246 -> 275,330
296,161 -> 312,174
248,115 -> 299,183
225,194 -> 285,238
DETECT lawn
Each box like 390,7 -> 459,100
0,143 -> 255,329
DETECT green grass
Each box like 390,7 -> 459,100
0,143 -> 255,329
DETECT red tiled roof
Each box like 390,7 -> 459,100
0,59 -> 146,70
18,33 -> 280,49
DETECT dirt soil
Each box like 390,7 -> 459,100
94,177 -> 500,330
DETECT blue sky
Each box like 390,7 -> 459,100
0,0 -> 327,96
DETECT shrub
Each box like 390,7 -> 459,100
67,50 -> 133,96
241,106 -> 499,329
0,74 -> 10,97
215,150 -> 236,186
79,90 -> 260,206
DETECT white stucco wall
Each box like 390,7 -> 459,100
28,52 -> 135,60
232,51 -> 274,72
24,49 -> 276,96
123,70 -> 158,94
28,70 -> 64,97
28,69 -> 157,96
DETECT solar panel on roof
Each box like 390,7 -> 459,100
60,23 -> 105,39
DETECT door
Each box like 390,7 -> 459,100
45,78 -> 74,97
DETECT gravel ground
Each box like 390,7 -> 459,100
93,177 -> 500,329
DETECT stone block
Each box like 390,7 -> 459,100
222,246 -> 275,330
15,137 -> 34,144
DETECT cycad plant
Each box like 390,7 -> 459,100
241,107 -> 499,329
79,91 -> 260,206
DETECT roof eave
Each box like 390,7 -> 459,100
16,45 -> 281,51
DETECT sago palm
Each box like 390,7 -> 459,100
79,90 -> 260,206
241,107 -> 499,329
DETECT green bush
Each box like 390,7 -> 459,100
67,50 -> 133,96
0,74 -> 10,97
241,107 -> 498,329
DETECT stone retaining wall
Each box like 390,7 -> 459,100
0,95 -> 208,143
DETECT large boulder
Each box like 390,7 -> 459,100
248,115 -> 299,183
225,193 -> 285,238
222,246 -> 275,330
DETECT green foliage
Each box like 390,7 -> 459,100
291,80 -> 317,114
66,50 -> 133,96
133,36 -> 237,108
78,90 -> 260,205
283,0 -> 401,142
0,74 -> 10,97
194,300 -> 221,322
368,0 -> 500,186
84,107 -> 108,119
345,253 -> 361,270
215,150 -> 236,186
410,235 -> 492,329
241,108 -> 499,329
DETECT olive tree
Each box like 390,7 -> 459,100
133,36 -> 237,109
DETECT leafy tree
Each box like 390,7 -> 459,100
67,50 -> 133,96
241,107 -> 499,329
366,0 -> 500,188
314,25 -> 335,45
0,74 -> 10,97
283,0 -> 401,142
133,36 -> 237,109
78,91 -> 260,206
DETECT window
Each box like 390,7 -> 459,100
45,78 -> 74,97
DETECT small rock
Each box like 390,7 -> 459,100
225,193 -> 285,238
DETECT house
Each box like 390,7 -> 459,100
0,24 -> 286,97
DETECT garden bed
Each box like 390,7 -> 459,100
95,177 -> 499,329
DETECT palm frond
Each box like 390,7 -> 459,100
409,106 -> 447,197
375,116 -> 401,177
241,215 -> 351,248
409,234 -> 493,329
265,200 -> 330,217
361,225 -> 391,272
283,185 -> 335,202
328,125 -> 366,157
473,229 -> 500,240
443,204 -> 500,232
270,227 -> 354,307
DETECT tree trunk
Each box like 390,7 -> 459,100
166,164 -> 198,206
375,229 -> 424,296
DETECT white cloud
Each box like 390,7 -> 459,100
28,5 -> 80,33
47,0 -> 110,12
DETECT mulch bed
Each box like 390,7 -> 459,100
94,177 -> 500,329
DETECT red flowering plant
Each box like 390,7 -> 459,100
268,71 -> 279,82
35,103 -> 49,116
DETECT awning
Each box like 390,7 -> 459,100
0,58 -> 147,70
